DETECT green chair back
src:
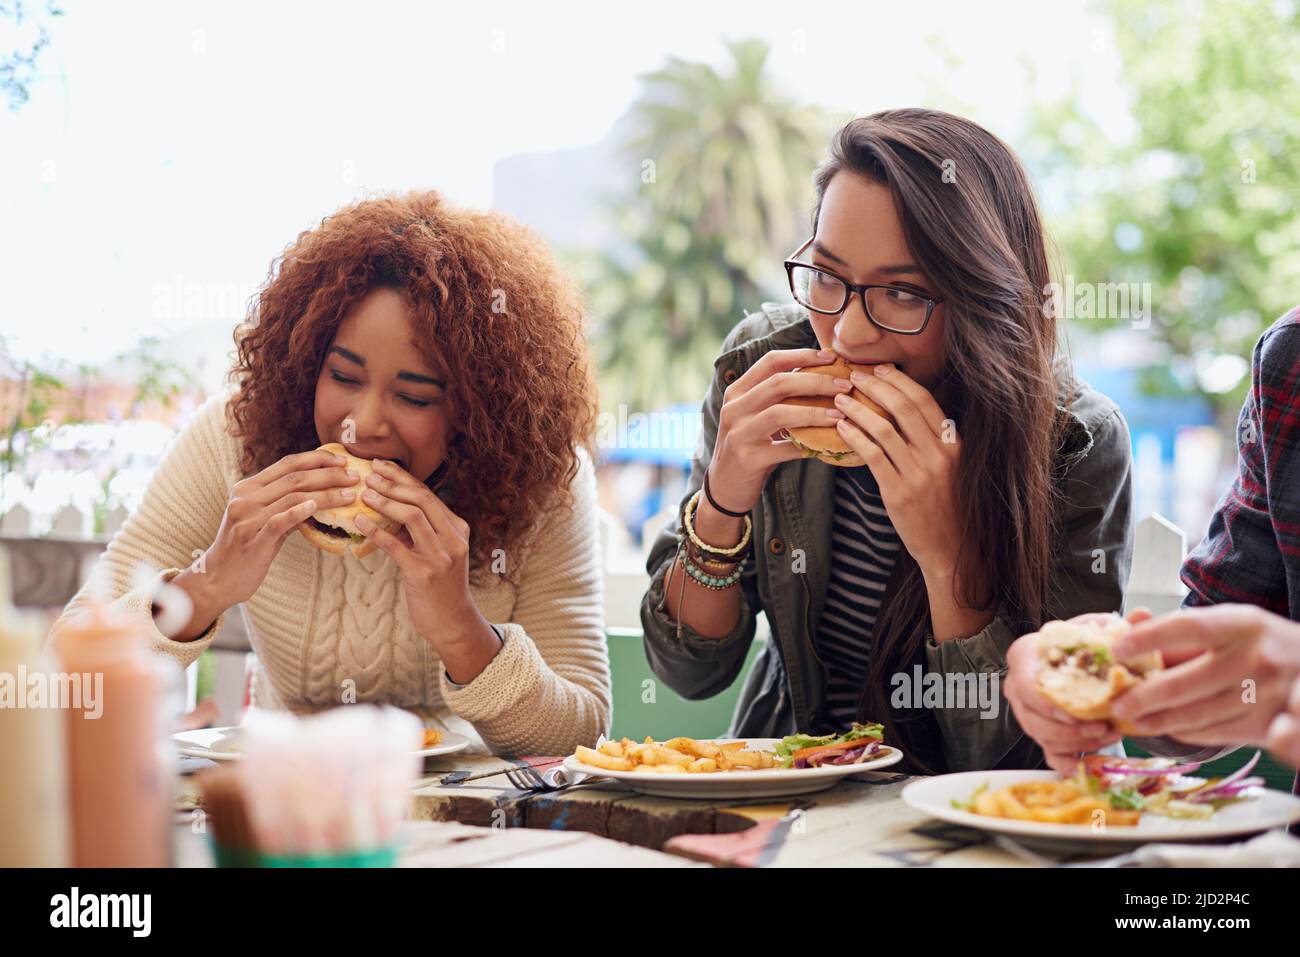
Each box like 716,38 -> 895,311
605,627 -> 764,741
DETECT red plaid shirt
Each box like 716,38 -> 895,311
1182,306 -> 1300,803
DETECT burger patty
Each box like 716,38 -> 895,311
307,516 -> 354,539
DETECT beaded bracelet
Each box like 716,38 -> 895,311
682,551 -> 745,589
682,489 -> 752,559
684,536 -> 741,573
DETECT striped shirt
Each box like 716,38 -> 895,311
814,465 -> 901,735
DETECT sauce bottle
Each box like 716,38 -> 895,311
0,560 -> 70,866
52,597 -> 182,867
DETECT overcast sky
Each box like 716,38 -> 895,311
1,0 -> 1125,367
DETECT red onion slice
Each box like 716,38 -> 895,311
1206,750 -> 1262,790
1188,776 -> 1266,802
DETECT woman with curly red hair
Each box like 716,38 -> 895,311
53,191 -> 610,756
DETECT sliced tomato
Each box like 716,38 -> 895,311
1082,754 -> 1111,778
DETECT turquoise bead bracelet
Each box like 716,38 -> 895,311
682,550 -> 745,589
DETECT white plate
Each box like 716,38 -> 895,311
171,726 -> 470,762
563,737 -> 904,799
902,769 -> 1300,845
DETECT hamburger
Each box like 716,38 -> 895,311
782,355 -> 893,467
1034,616 -> 1165,734
296,442 -> 397,558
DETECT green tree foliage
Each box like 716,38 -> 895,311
584,39 -> 834,412
0,0 -> 63,111
1026,0 -> 1300,413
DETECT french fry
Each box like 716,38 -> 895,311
574,745 -> 634,772
689,740 -> 723,759
572,736 -> 784,774
722,749 -> 764,769
656,747 -> 694,766
971,780 -> 1140,826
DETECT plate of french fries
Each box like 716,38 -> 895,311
565,735 -> 903,799
902,768 -> 1300,846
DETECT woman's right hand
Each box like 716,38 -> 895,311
1004,609 -> 1152,775
200,448 -> 359,605
705,347 -> 853,514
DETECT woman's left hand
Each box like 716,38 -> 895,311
354,459 -> 501,682
833,363 -> 963,578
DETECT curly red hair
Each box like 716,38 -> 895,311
225,190 -> 596,579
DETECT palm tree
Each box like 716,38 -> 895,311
627,38 -> 832,278
590,39 -> 833,412
581,220 -> 756,412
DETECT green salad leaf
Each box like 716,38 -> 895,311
952,781 -> 989,811
1108,786 -> 1145,810
774,722 -> 883,768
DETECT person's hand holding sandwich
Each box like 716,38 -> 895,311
311,443 -> 503,685
1005,609 -> 1159,775
173,441 -> 500,684
1009,603 -> 1300,774
1106,605 -> 1300,755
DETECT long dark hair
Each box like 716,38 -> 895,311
813,110 -> 1067,771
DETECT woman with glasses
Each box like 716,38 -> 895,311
640,109 -> 1210,774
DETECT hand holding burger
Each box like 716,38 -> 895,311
704,347 -> 855,519
1005,610 -> 1155,775
297,443 -> 398,557
1107,603 -> 1300,746
337,451 -> 503,684
1033,615 -> 1165,733
163,448 -> 360,642
783,355 -> 893,466
826,360 -> 966,588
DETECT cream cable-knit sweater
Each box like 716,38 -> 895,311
51,387 -> 612,756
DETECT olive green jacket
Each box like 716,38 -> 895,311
640,302 -> 1220,772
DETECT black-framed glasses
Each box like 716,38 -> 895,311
783,237 -> 942,335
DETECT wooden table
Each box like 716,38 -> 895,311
175,751 -> 1042,867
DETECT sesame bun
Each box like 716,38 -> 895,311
783,356 -> 892,467
296,442 -> 397,558
1034,617 -> 1165,734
